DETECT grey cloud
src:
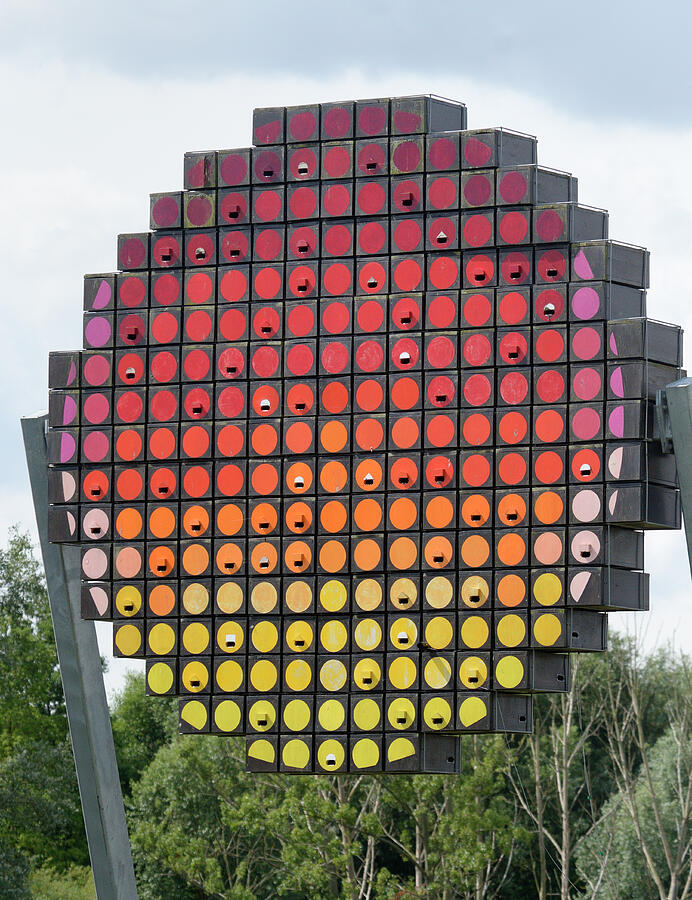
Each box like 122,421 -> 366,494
2,0 -> 690,125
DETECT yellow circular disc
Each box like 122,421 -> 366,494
148,622 -> 176,656
459,696 -> 488,727
496,614 -> 526,648
216,582 -> 243,614
495,655 -> 524,689
354,618 -> 382,651
460,616 -> 489,649
147,661 -> 174,694
533,613 -> 562,647
182,582 -> 209,615
215,659 -> 243,692
388,737 -> 416,763
533,573 -> 563,607
252,620 -> 279,653
181,660 -> 208,693
317,738 -> 345,771
180,700 -> 207,731
114,623 -> 141,656
459,656 -> 488,689
388,656 -> 417,690
285,620 -> 314,652
247,739 -> 275,763
250,659 -> 278,691
319,659 -> 347,691
319,579 -> 347,612
425,616 -> 454,650
354,578 -> 382,611
282,739 -> 310,770
389,617 -> 417,650
318,699 -> 346,731
351,738 -> 380,769
115,585 -> 141,617
353,657 -> 381,690
182,622 -> 210,655
285,659 -> 313,691
283,698 -> 311,732
461,575 -> 490,608
248,699 -> 276,732
425,576 -> 453,609
251,581 -> 278,613
216,620 -> 244,654
353,698 -> 381,730
424,656 -> 452,689
320,619 -> 348,652
214,700 -> 241,732
285,580 -> 312,613
387,697 -> 416,730
390,577 -> 417,610
423,697 -> 452,730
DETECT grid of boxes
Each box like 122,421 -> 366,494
46,95 -> 682,773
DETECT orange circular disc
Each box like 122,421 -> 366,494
148,545 -> 175,577
320,420 -> 349,453
497,493 -> 527,526
355,459 -> 382,491
535,409 -> 565,443
182,504 -> 210,537
148,506 -> 175,539
148,584 -> 175,616
425,414 -> 454,448
353,497 -> 383,531
320,460 -> 348,493
116,507 -> 143,540
534,450 -> 564,484
286,461 -> 314,494
498,411 -> 528,445
426,495 -> 455,528
497,533 -> 526,566
389,457 -> 418,490
251,423 -> 278,455
389,497 -> 418,530
353,538 -> 381,571
250,501 -> 278,534
389,536 -> 418,570
391,416 -> 420,449
319,539 -> 347,573
286,501 -> 314,533
251,462 -> 279,495
182,543 -> 209,576
215,542 -> 243,574
462,453 -> 490,487
355,418 -> 384,451
285,421 -> 314,454
460,534 -> 490,568
497,452 -> 527,486
534,490 -> 564,525
497,573 -> 526,607
320,500 -> 348,533
181,425 -> 210,458
250,541 -> 278,574
216,503 -> 243,536
460,494 -> 490,528
285,540 -> 312,573
390,376 -> 420,410
462,413 -> 492,446
424,536 -> 453,568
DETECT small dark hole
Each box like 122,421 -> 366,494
519,715 -> 526,722
547,267 -> 558,277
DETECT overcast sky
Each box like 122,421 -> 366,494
2,1 -> 692,699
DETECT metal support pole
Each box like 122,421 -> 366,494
659,377 -> 692,577
21,412 -> 138,900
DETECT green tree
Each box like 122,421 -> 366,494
110,671 -> 178,796
0,527 -> 67,752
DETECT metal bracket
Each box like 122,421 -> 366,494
21,412 -> 138,900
